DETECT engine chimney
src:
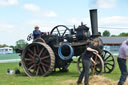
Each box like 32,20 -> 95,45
90,9 -> 99,37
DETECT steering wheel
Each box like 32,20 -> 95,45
27,33 -> 33,41
50,25 -> 71,37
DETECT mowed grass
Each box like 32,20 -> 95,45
0,56 -> 124,85
0,62 -> 79,85
0,54 -> 20,60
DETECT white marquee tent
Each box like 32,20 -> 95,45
0,47 -> 13,54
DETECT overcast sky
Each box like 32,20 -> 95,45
0,0 -> 128,45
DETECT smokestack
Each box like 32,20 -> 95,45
90,9 -> 99,37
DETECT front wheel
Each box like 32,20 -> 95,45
101,50 -> 116,73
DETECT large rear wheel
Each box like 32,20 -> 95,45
21,42 -> 55,77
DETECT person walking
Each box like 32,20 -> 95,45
118,39 -> 128,85
77,39 -> 99,85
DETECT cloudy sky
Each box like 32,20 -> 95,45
0,0 -> 128,45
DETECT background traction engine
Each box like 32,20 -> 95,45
21,9 -> 115,77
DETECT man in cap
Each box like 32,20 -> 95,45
33,25 -> 41,39
118,39 -> 128,85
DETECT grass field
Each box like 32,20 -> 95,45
0,56 -> 122,85
0,54 -> 20,60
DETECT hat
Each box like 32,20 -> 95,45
35,25 -> 39,28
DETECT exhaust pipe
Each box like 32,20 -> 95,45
90,9 -> 99,37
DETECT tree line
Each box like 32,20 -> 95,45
0,39 -> 28,50
102,30 -> 128,37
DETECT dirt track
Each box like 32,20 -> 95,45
63,75 -> 128,85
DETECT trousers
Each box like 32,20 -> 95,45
117,57 -> 127,85
77,58 -> 90,85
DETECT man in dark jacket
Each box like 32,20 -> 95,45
77,39 -> 99,85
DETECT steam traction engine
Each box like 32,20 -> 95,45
21,9 -> 115,77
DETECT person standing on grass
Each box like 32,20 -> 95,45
33,25 -> 41,39
77,39 -> 99,85
118,39 -> 128,85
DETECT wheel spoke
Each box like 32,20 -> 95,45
24,58 -> 32,61
105,55 -> 111,61
43,60 -> 50,63
33,65 -> 37,73
106,59 -> 114,62
36,66 -> 40,76
42,50 -> 48,57
27,61 -> 34,66
107,63 -> 114,66
27,53 -> 34,59
62,29 -> 67,37
40,62 -> 47,72
28,64 -> 35,70
34,47 -> 36,56
42,66 -> 47,73
28,48 -> 33,55
41,56 -> 50,60
104,67 -> 106,72
103,52 -> 107,57
41,62 -> 49,68
38,48 -> 44,57
106,65 -> 111,70
39,66 -> 43,74
56,28 -> 61,36
36,45 -> 39,54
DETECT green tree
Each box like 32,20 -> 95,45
15,39 -> 28,49
0,44 -> 8,48
111,35 -> 117,37
118,32 -> 128,37
98,32 -> 101,36
9,45 -> 15,49
102,30 -> 110,37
